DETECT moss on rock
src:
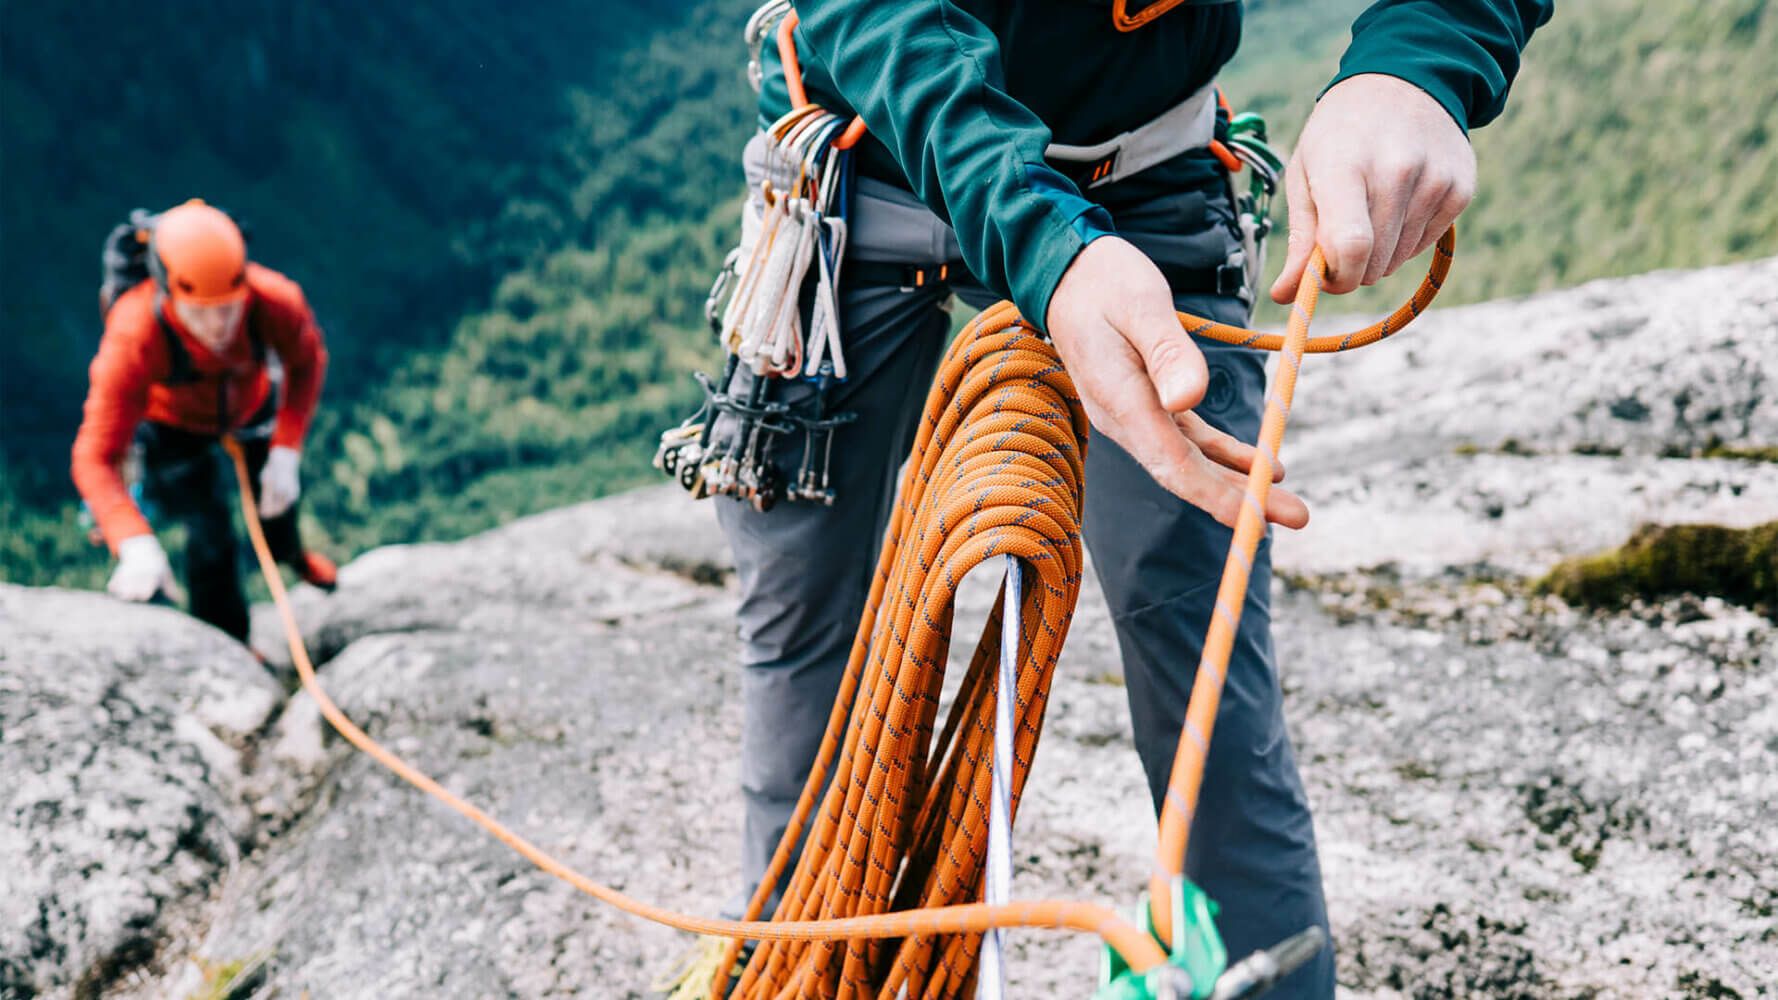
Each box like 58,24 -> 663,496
1537,521 -> 1778,614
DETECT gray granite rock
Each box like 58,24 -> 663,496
11,258 -> 1776,998
0,586 -> 282,998
1276,257 -> 1778,578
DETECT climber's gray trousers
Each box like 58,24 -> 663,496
713,154 -> 1334,997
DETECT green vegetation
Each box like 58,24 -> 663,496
1,2 -> 702,481
4,0 -> 1775,590
183,954 -> 269,1000
1230,0 -> 1778,324
1701,442 -> 1778,463
1537,521 -> 1778,614
0,457 -> 108,590
298,1 -> 754,555
1,0 -> 747,581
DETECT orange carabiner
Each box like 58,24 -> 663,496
1209,90 -> 1242,172
777,11 -> 867,149
1210,140 -> 1243,173
1111,0 -> 1193,32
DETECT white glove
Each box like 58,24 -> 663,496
259,446 -> 302,519
108,534 -> 176,603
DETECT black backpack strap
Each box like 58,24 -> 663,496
153,292 -> 202,386
244,295 -> 267,364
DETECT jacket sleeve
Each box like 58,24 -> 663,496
269,289 -> 327,450
71,320 -> 155,550
1330,0 -> 1555,132
794,0 -> 1114,330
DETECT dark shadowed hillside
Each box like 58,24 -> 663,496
0,0 -> 705,488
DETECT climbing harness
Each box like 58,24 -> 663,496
1047,84 -> 1282,306
660,4 -> 1284,508
1045,84 -> 1220,191
662,5 -> 1280,510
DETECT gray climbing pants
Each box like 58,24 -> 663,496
714,136 -> 1333,998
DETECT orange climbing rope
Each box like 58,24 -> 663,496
227,227 -> 1453,997
722,310 -> 1092,998
223,356 -> 1164,970
1146,229 -> 1451,947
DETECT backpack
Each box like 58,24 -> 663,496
97,208 -> 159,320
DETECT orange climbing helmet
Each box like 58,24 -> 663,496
149,199 -> 248,306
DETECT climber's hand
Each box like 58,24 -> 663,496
1272,73 -> 1474,301
259,446 -> 302,519
1047,236 -> 1308,529
108,534 -> 177,603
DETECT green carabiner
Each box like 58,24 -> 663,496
1093,877 -> 1228,1000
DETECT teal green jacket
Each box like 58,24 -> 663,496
762,0 -> 1553,330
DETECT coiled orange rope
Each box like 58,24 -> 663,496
228,228 -> 1452,998
725,308 -> 1093,998
717,231 -> 1454,998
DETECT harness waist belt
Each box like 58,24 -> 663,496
845,257 -> 1245,300
845,259 -> 960,291
1045,81 -> 1218,189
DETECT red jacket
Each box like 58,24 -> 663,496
71,263 -> 328,549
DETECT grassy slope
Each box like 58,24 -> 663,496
1226,0 -> 1778,324
297,1 -> 757,555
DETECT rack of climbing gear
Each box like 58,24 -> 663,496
656,5 -> 867,511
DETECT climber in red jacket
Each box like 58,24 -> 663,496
72,199 -> 336,643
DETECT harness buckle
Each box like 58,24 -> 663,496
898,262 -> 951,293
1214,263 -> 1245,298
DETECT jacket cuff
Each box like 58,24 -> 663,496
106,518 -> 154,555
271,414 -> 308,451
1012,163 -> 1116,335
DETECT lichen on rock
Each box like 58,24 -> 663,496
1537,521 -> 1778,614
